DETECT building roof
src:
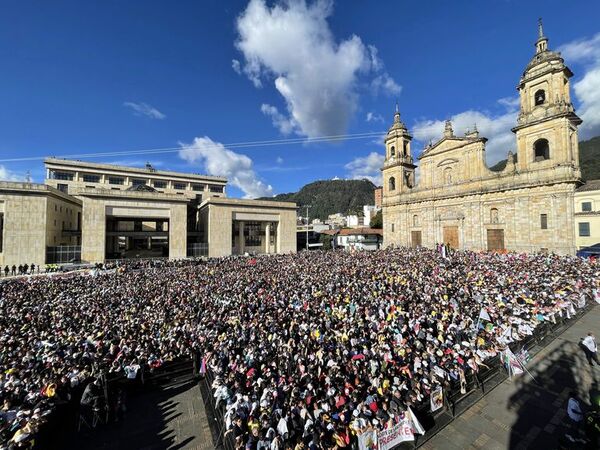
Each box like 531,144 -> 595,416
200,196 -> 297,210
576,180 -> 600,193
338,227 -> 383,236
44,158 -> 227,183
319,229 -> 339,236
0,181 -> 82,205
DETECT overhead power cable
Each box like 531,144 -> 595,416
0,131 -> 387,163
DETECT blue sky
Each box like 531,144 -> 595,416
1,0 -> 599,198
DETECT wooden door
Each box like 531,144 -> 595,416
411,231 -> 422,248
487,229 -> 505,251
443,226 -> 459,249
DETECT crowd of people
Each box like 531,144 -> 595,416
0,248 -> 598,449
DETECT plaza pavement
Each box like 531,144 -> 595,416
422,304 -> 599,450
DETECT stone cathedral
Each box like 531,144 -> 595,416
381,22 -> 582,254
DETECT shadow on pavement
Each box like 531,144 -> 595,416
63,379 -> 199,450
507,340 -> 599,449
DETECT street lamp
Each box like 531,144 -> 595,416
305,205 -> 311,251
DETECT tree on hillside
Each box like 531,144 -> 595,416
370,210 -> 383,228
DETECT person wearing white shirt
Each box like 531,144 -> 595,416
582,332 -> 599,366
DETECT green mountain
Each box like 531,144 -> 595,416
489,136 -> 600,179
259,179 -> 376,221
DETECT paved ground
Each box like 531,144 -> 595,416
66,379 -> 214,450
423,304 -> 600,450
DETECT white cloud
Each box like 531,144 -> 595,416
413,107 -> 518,165
276,156 -> 284,164
497,96 -> 520,110
345,151 -> 384,185
260,103 -> 296,135
371,73 -> 402,97
178,136 -> 273,198
366,112 -> 384,123
232,59 -> 242,75
234,0 -> 400,137
0,165 -> 24,182
560,33 -> 600,139
560,33 -> 600,63
123,102 -> 166,120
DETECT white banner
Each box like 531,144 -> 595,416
378,419 -> 415,450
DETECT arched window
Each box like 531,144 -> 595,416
389,176 -> 396,191
534,89 -> 546,106
490,208 -> 499,224
390,146 -> 395,157
533,138 -> 550,161
444,167 -> 452,185
413,214 -> 419,226
403,141 -> 408,157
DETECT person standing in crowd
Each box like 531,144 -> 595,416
582,333 -> 599,367
2,265 -> 7,277
11,264 -> 16,275
566,391 -> 586,444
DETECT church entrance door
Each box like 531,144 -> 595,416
443,226 -> 459,248
487,229 -> 505,251
411,231 -> 422,248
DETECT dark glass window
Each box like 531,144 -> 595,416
109,177 -> 124,185
173,182 -> 187,190
582,202 -> 592,212
540,214 -> 548,229
52,171 -> 74,181
579,222 -> 590,237
209,185 -> 224,193
244,222 -> 262,247
132,179 -> 147,187
57,184 -> 68,194
82,174 -> 100,183
153,180 -> 167,189
192,184 -> 204,191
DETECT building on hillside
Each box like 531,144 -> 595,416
326,213 -> 346,228
335,228 -> 383,251
382,21 -> 582,254
346,215 -> 360,228
0,159 -> 296,267
574,180 -> 600,256
374,187 -> 383,209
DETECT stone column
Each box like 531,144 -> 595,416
265,223 -> 271,254
238,221 -> 245,254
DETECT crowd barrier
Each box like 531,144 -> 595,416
198,301 -> 596,450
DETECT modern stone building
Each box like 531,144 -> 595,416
382,22 -> 582,254
0,159 -> 296,267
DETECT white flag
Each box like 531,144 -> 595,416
479,308 -> 491,322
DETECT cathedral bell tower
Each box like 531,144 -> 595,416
512,19 -> 582,175
382,105 -> 416,197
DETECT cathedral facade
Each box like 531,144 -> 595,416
382,23 -> 582,254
